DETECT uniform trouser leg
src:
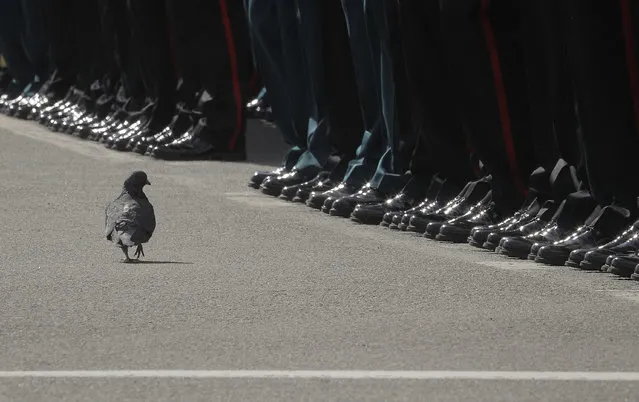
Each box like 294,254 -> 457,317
70,0 -> 107,96
165,0 -> 201,108
0,0 -> 34,86
110,0 -> 145,107
98,0 -> 127,98
521,0 -> 580,174
441,0 -> 537,213
561,0 -> 639,213
398,0 -> 474,186
246,0 -> 308,169
319,0 -> 364,179
191,0 -> 251,152
246,0 -> 308,151
366,0 -> 411,192
45,0 -> 78,99
294,0 -> 333,171
20,0 -> 51,82
127,0 -> 177,130
340,0 -> 386,185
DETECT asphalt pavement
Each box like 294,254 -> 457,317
0,115 -> 638,401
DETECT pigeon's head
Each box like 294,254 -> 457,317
123,171 -> 151,192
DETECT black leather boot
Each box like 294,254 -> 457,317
535,206 -> 633,266
351,176 -> 430,225
487,200 -> 557,251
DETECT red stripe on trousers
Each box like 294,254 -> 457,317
620,0 -> 639,133
479,0 -> 527,195
219,0 -> 244,150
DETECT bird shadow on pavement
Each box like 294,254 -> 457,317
126,260 -> 194,265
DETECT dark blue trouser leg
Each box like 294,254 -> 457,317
366,0 -> 408,192
247,0 -> 303,148
247,0 -> 311,169
20,0 -> 52,82
0,0 -> 34,87
340,0 -> 387,186
295,0 -> 334,171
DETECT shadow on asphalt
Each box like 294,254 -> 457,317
124,260 -> 194,265
245,120 -> 288,167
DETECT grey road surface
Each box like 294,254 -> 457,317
0,115 -> 638,401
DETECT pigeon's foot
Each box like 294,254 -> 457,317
120,246 -> 134,263
121,257 -> 136,263
134,244 -> 145,259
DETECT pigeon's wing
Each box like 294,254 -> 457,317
128,199 -> 155,244
104,195 -> 125,241
114,196 -> 156,245
140,200 -> 156,237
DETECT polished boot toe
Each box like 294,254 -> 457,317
579,249 -> 615,271
535,244 -> 574,266
382,198 -> 432,228
293,176 -> 335,203
306,182 -> 363,211
351,203 -> 387,225
152,134 -> 246,161
499,236 -> 537,259
608,255 -> 639,277
385,211 -> 404,229
316,182 -> 368,214
397,213 -> 413,231
565,248 -> 589,268
482,215 -> 551,251
353,192 -> 426,226
574,224 -> 639,270
437,199 -> 498,243
600,255 -> 617,273
330,196 -> 364,218
279,172 -> 329,201
249,167 -> 286,189
387,212 -> 405,229
535,228 -> 612,266
330,187 -> 386,218
261,168 -> 320,197
536,206 -> 632,266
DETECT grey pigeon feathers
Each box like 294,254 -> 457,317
105,171 -> 156,262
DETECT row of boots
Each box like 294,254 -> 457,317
249,158 -> 639,281
0,79 -> 249,161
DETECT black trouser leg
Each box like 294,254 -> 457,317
320,0 -> 363,170
246,0 -> 309,149
0,0 -> 34,86
366,0 -> 412,192
340,0 -> 387,185
71,0 -> 107,98
521,0 -> 581,174
127,0 -> 177,130
561,0 -> 639,212
97,0 -> 123,98
398,0 -> 474,186
20,0 -> 51,82
165,0 -> 202,108
46,0 -> 78,99
385,0 -> 415,177
441,0 -> 536,213
199,0 -> 252,151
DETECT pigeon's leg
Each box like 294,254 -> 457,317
120,246 -> 133,263
134,244 -> 145,259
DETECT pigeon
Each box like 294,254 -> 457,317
105,171 -> 156,262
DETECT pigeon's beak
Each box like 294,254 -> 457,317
145,179 -> 151,185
